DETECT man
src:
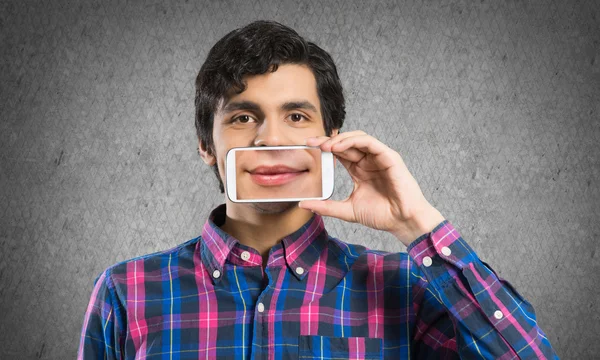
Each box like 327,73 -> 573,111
78,20 -> 557,359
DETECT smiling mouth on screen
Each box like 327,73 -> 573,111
247,165 -> 309,186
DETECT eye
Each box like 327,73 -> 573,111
288,113 -> 307,122
231,115 -> 255,124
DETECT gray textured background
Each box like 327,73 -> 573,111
1,0 -> 599,359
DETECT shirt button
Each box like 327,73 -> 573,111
257,302 -> 265,313
423,256 -> 432,267
240,251 -> 250,261
295,267 -> 305,275
441,246 -> 452,256
494,310 -> 504,319
212,269 -> 221,279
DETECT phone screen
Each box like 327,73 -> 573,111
235,147 -> 323,200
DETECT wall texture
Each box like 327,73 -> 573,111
1,0 -> 599,358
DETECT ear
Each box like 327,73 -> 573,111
198,140 -> 216,166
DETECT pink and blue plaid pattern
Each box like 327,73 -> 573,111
78,204 -> 557,359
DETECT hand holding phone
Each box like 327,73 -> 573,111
225,145 -> 334,203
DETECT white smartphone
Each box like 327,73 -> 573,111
225,145 -> 334,203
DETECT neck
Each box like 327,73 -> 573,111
220,200 -> 314,265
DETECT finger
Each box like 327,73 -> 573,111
305,133 -> 370,164
334,135 -> 404,171
298,199 -> 355,223
335,155 -> 355,173
319,131 -> 367,151
335,156 -> 368,186
330,134 -> 389,156
333,147 -> 365,163
305,130 -> 367,148
305,135 -> 330,146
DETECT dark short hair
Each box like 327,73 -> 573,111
194,20 -> 346,193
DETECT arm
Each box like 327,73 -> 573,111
406,219 -> 558,359
298,131 -> 558,358
77,270 -> 123,359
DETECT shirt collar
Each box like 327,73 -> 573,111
200,203 -> 328,283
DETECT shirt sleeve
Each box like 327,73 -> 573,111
406,220 -> 558,359
77,270 -> 124,359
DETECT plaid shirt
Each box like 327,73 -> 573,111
78,204 -> 557,359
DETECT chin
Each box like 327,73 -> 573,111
249,201 -> 299,214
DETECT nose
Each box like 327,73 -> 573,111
253,119 -> 291,147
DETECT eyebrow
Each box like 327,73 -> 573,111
221,100 -> 318,114
280,101 -> 318,113
222,101 -> 261,113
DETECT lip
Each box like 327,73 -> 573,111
247,165 -> 308,186
249,165 -> 306,175
249,171 -> 308,186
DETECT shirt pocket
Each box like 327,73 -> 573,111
298,335 -> 382,360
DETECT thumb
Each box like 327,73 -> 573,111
298,199 -> 355,223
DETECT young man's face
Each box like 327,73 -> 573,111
200,64 -> 338,213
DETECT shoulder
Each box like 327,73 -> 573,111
95,236 -> 201,288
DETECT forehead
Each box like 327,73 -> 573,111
221,64 -> 320,110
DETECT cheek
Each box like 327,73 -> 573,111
217,157 -> 226,180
